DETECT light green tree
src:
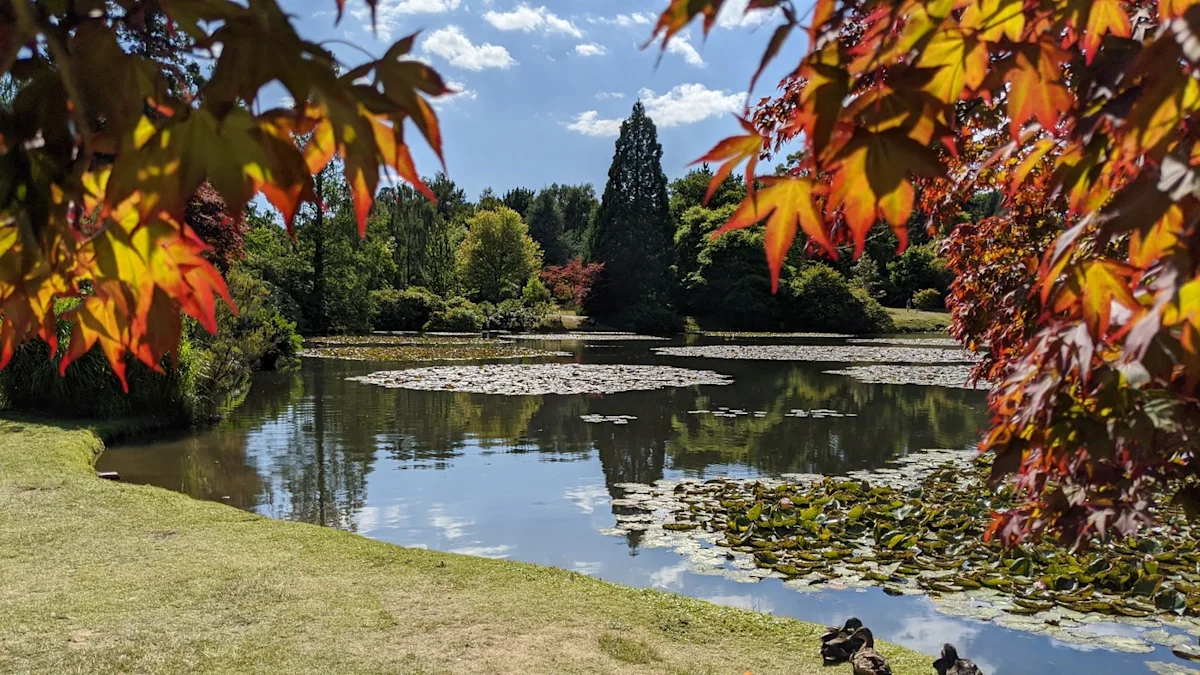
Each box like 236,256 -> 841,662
457,207 -> 543,303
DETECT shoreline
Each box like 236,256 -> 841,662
0,414 -> 930,674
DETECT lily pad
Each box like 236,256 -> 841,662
823,365 -> 991,390
348,364 -> 733,395
653,344 -> 979,363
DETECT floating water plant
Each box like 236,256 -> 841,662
847,338 -> 962,347
653,345 -> 978,363
301,345 -> 569,362
581,414 -> 638,425
512,332 -> 669,341
823,365 -> 991,390
348,364 -> 733,395
599,449 -> 1200,651
700,331 -> 853,339
686,408 -> 856,419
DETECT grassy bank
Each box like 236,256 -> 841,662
886,307 -> 951,333
0,416 -> 929,674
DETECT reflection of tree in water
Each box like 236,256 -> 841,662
662,361 -> 988,476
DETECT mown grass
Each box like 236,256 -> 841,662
886,307 -> 952,333
0,415 -> 933,674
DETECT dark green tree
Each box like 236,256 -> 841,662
526,189 -> 566,266
427,172 -> 472,225
501,187 -> 536,219
379,185 -> 456,295
585,102 -> 674,318
478,187 -> 503,212
668,165 -> 746,223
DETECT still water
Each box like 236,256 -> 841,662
100,336 -> 1191,674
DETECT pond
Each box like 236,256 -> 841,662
99,334 -> 1198,674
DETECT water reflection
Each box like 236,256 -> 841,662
100,339 -> 1198,672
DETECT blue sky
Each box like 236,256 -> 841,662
273,0 -> 806,199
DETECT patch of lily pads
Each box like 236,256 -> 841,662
305,334 -> 505,347
300,344 -> 569,362
653,344 -> 978,363
823,365 -> 991,390
848,337 -> 962,347
347,363 -> 733,395
599,449 -> 1200,654
700,331 -> 853,339
687,407 -> 855,419
512,332 -> 669,341
580,414 -> 638,425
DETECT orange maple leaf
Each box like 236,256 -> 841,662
1082,0 -> 1131,63
692,118 -> 764,205
712,177 -> 826,291
1004,44 -> 1072,138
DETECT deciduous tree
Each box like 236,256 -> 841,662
458,207 -> 542,304
652,0 -> 1200,544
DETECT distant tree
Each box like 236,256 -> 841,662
541,258 -> 605,308
850,254 -> 886,301
478,187 -> 504,212
586,102 -> 674,317
527,190 -> 567,266
185,183 -> 249,273
380,185 -> 456,295
458,207 -> 543,303
501,187 -> 536,220
886,245 -> 953,308
668,165 -> 746,223
427,172 -> 472,224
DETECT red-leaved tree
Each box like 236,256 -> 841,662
541,258 -> 605,308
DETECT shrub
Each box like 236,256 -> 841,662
371,287 -> 445,331
784,264 -> 895,334
521,276 -> 552,306
424,297 -> 484,332
611,303 -> 684,336
913,287 -> 945,311
486,298 -> 542,332
0,301 -> 203,424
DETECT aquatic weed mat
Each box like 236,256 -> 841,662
301,344 -> 570,362
823,364 -> 991,389
847,338 -> 962,347
512,332 -> 669,341
653,344 -> 979,363
348,363 -> 734,395
601,449 -> 1200,653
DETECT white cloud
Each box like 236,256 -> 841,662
433,79 -> 478,108
354,0 -> 463,41
428,504 -> 473,539
573,43 -> 608,57
666,33 -> 704,67
422,26 -> 517,71
596,91 -> 624,100
563,484 -> 609,514
484,4 -> 582,38
716,0 -> 781,28
448,544 -> 513,558
650,561 -> 690,590
566,111 -> 624,138
572,561 -> 603,576
566,83 -> 744,137
589,12 -> 654,27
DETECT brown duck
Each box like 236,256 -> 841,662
821,617 -> 863,643
849,628 -> 892,675
933,643 -> 983,675
820,622 -> 866,664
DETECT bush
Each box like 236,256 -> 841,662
484,298 -> 544,332
0,301 -> 203,424
784,264 -> 895,334
521,276 -> 551,306
370,287 -> 445,331
913,287 -> 945,311
424,297 -> 485,332
611,303 -> 684,336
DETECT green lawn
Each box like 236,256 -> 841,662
887,307 -> 951,333
0,415 -> 932,674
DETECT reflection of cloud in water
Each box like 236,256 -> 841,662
355,503 -> 407,535
704,594 -> 774,613
449,544 -> 513,559
572,561 -> 603,576
428,503 -> 473,539
893,609 -> 996,674
564,483 -> 610,514
650,561 -> 690,590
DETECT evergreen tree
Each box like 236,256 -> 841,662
585,102 -> 673,317
850,254 -> 885,300
526,189 -> 567,266
427,172 -> 472,224
668,165 -> 746,223
478,187 -> 503,212
501,187 -> 536,219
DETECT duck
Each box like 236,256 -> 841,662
821,617 -> 864,643
933,643 -> 983,675
849,628 -> 892,675
820,622 -> 867,664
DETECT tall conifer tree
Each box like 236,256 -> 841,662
527,190 -> 567,266
585,102 -> 673,317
